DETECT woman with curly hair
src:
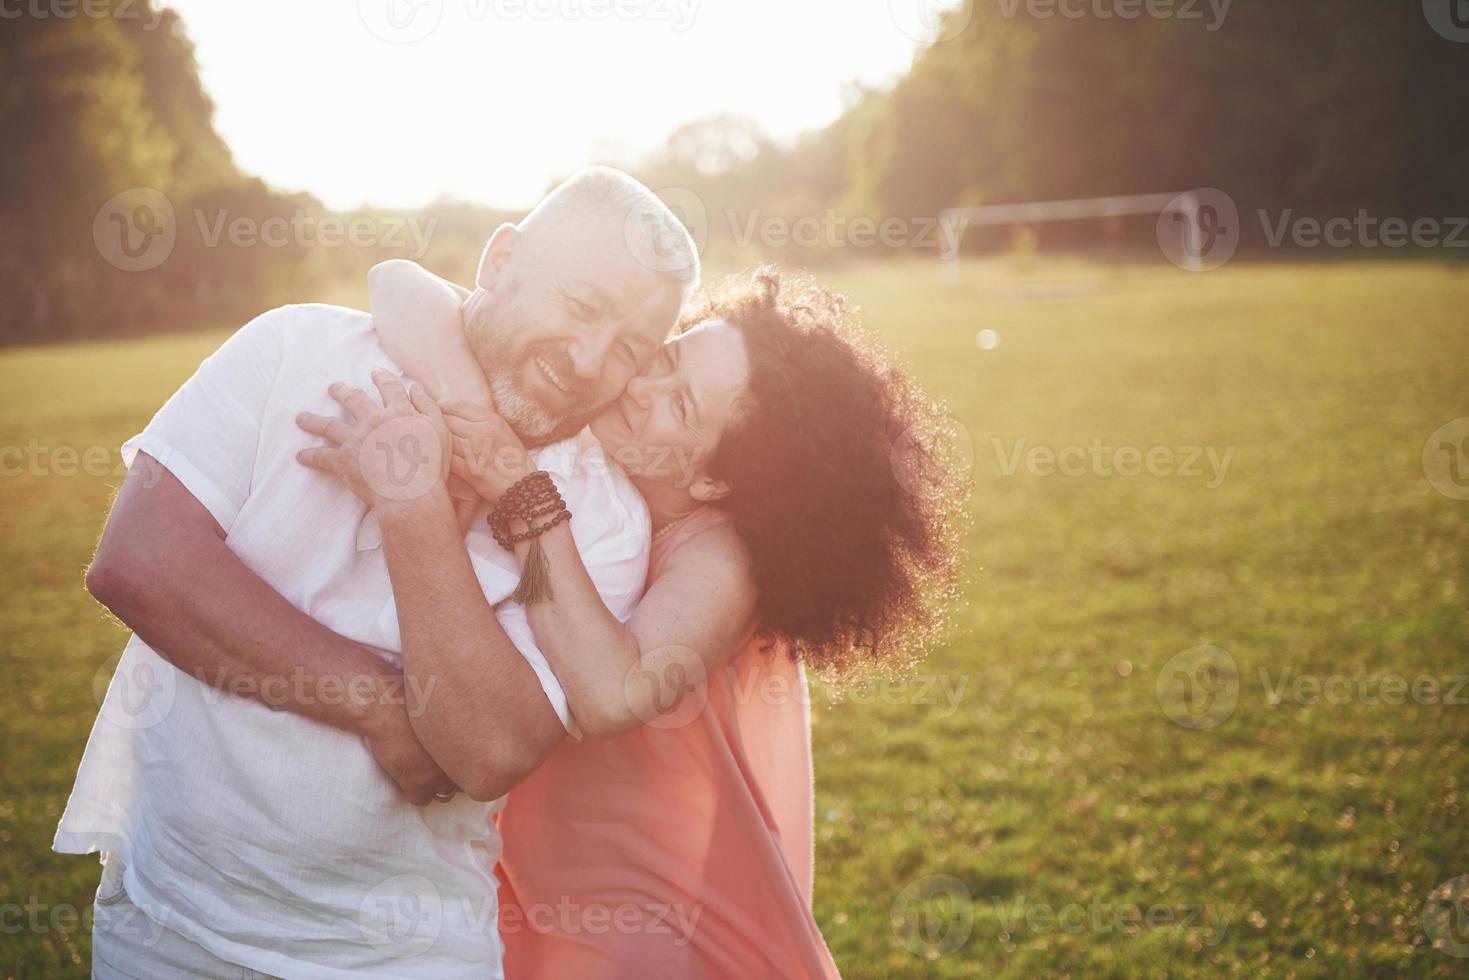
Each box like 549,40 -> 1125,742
307,263 -> 964,977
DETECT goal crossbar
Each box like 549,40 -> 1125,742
939,191 -> 1205,275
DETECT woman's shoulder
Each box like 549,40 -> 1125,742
663,506 -> 738,552
656,509 -> 751,583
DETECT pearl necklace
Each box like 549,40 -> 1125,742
653,516 -> 687,543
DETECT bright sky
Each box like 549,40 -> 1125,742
165,0 -> 954,211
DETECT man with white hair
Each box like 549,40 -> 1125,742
57,167 -> 698,978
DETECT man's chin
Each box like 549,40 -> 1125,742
542,411 -> 598,445
487,376 -> 559,443
503,392 -> 592,444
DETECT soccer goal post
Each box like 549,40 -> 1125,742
939,191 -> 1207,279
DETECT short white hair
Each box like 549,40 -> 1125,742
523,166 -> 701,296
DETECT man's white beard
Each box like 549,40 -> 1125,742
488,365 -> 559,440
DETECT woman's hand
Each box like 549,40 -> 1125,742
441,400 -> 536,506
295,370 -> 452,513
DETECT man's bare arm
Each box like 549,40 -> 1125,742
375,488 -> 565,802
85,453 -> 457,805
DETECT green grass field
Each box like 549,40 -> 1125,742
2,259 -> 1467,977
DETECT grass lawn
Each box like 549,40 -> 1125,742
2,258 -> 1466,977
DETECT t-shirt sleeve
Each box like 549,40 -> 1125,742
121,308 -> 290,533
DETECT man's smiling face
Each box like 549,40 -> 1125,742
461,206 -> 686,444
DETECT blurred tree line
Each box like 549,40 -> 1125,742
4,2 -> 280,343
0,1 -> 505,345
3,0 -> 1465,344
638,0 -> 1469,263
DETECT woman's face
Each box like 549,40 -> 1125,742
588,318 -> 750,501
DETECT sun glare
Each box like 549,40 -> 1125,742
164,0 -> 926,210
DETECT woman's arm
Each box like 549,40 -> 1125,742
440,403 -> 758,737
369,259 -> 493,405
517,518 -> 758,738
370,259 -> 495,529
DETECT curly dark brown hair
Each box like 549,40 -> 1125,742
683,268 -> 967,674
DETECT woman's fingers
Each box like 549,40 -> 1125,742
453,435 -> 487,472
439,400 -> 493,422
328,382 -> 378,423
372,369 -> 411,412
295,412 -> 351,446
409,384 -> 447,429
450,495 -> 479,536
442,415 -> 469,437
446,471 -> 479,500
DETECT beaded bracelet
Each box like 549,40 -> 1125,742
495,508 -> 572,548
487,471 -> 566,548
486,471 -> 571,604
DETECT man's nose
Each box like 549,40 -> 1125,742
567,328 -> 615,380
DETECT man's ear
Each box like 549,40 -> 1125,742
475,223 -> 521,291
688,475 -> 732,503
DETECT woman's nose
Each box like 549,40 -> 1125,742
625,374 -> 651,406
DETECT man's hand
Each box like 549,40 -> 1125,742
85,455 -> 468,783
355,675 -> 461,806
296,370 -> 453,513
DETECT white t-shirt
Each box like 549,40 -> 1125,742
54,304 -> 650,979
